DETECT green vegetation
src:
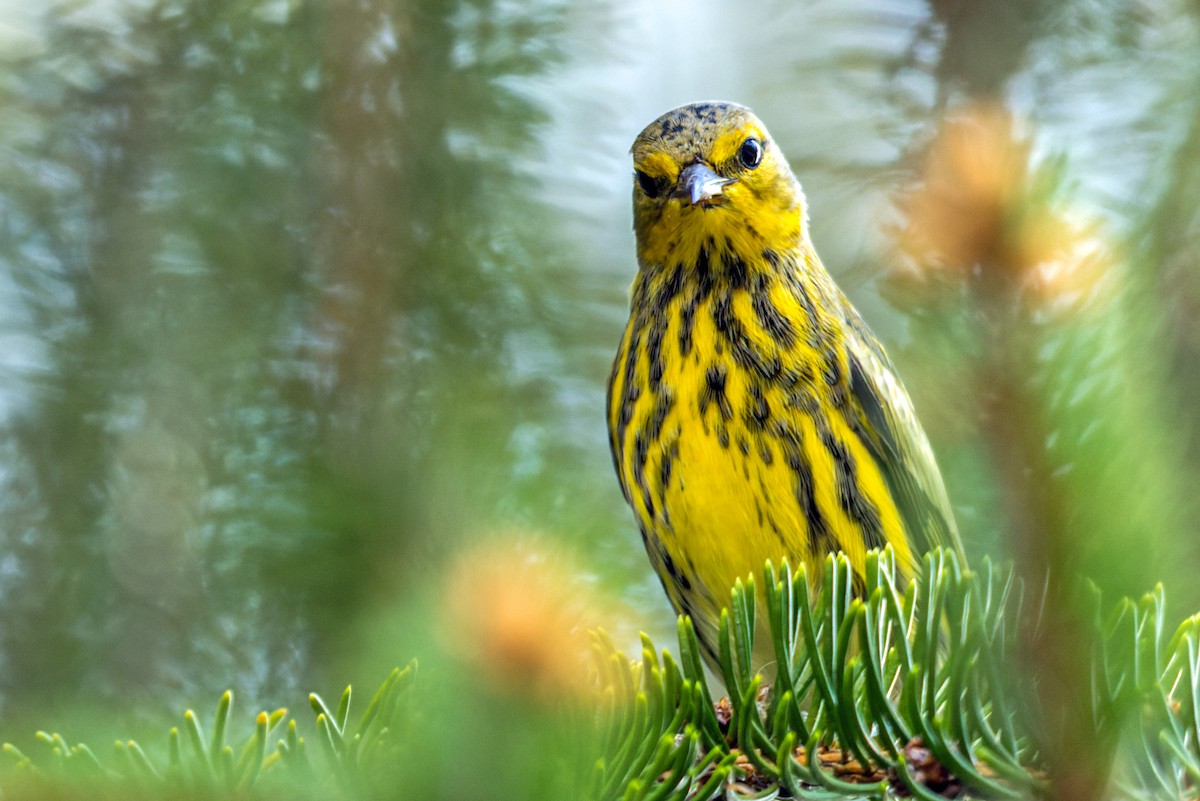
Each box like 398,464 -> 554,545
8,552 -> 1200,800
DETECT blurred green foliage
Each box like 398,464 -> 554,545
9,553 -> 1200,800
1,0 -> 1200,798
0,0 -> 625,720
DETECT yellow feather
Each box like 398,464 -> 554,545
608,102 -> 962,668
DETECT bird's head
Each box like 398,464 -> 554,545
630,102 -> 806,270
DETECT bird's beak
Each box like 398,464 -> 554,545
677,162 -> 734,207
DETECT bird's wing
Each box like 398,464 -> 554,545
839,302 -> 963,559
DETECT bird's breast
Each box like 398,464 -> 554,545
609,263 -> 912,618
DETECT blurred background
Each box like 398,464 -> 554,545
1,0 -> 1199,776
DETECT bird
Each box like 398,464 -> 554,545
606,101 -> 963,670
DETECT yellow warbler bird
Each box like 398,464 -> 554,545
607,102 -> 962,668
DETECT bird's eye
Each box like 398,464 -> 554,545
738,138 -> 763,169
635,170 -> 666,198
